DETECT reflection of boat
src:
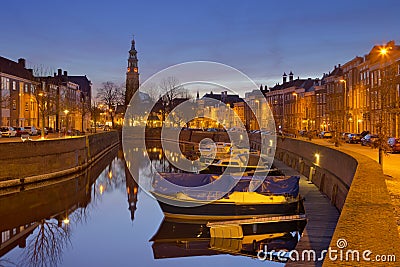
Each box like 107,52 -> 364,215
152,173 -> 305,221
150,217 -> 306,262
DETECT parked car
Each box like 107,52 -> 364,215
0,126 -> 17,137
341,132 -> 351,140
299,130 -> 308,136
319,131 -> 333,138
14,127 -> 29,137
37,127 -> 49,135
68,129 -> 81,136
361,134 -> 379,147
346,133 -> 362,144
227,127 -> 246,133
45,127 -> 54,133
24,126 -> 38,136
388,137 -> 400,153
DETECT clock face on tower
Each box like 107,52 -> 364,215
134,67 -> 138,73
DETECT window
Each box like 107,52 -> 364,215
1,77 -> 10,90
12,81 -> 16,90
12,100 -> 16,110
2,231 -> 10,243
397,84 -> 400,100
24,84 -> 28,93
25,102 -> 29,111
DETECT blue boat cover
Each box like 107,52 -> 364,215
153,173 -> 300,198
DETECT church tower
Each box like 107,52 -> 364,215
125,37 -> 139,108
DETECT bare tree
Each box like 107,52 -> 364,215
159,77 -> 185,111
0,86 -> 10,125
89,100 -> 102,133
142,82 -> 160,102
30,64 -> 56,77
20,220 -> 71,267
31,81 -> 58,138
96,82 -> 124,128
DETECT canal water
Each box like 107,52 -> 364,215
0,144 -> 304,267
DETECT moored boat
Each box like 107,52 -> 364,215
151,173 -> 304,221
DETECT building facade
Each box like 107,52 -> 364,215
264,41 -> 400,138
37,69 -> 90,132
0,57 -> 39,127
263,72 -> 319,134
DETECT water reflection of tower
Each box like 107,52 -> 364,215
124,154 -> 139,221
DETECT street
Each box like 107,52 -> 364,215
0,130 -> 107,143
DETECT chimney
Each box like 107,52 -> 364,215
54,72 -> 57,77
63,70 -> 68,76
57,69 -> 62,76
18,58 -> 26,68
289,71 -> 294,82
283,72 -> 287,83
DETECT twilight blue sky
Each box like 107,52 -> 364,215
2,0 -> 399,95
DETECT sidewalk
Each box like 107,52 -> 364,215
301,137 -> 400,235
274,159 -> 339,267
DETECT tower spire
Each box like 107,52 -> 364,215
125,36 -> 140,108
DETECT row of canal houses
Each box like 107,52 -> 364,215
0,56 -> 91,132
173,41 -> 400,138
262,40 -> 400,137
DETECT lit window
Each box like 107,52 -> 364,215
12,81 -> 16,90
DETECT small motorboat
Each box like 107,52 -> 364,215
151,173 -> 305,221
199,153 -> 282,176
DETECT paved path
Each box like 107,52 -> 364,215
273,159 -> 340,267
302,137 -> 400,235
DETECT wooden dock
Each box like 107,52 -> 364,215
273,159 -> 340,267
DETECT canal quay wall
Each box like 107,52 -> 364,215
0,131 -> 119,189
248,134 -> 400,266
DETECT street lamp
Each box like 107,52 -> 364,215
379,47 -> 389,56
38,92 -> 46,139
64,109 -> 69,137
340,79 -> 347,132
376,44 -> 393,165
292,92 -> 298,131
357,119 -> 363,133
255,100 -> 260,130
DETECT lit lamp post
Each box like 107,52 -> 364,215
339,79 -> 347,133
357,119 -> 362,133
255,100 -> 260,130
292,92 -> 298,131
64,109 -> 69,137
377,46 -> 392,165
38,92 -> 46,139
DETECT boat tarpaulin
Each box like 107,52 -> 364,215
153,173 -> 300,198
